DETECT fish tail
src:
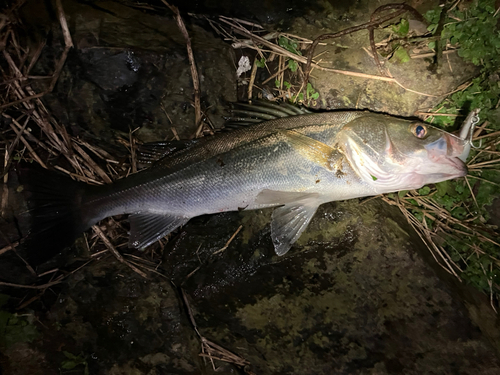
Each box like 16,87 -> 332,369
16,165 -> 92,265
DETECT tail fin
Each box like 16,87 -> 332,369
16,165 -> 89,265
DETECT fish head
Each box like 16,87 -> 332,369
338,114 -> 469,192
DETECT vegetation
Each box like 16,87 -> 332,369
0,294 -> 38,348
60,351 -> 89,375
387,0 -> 500,303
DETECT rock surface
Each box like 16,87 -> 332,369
1,0 -> 499,374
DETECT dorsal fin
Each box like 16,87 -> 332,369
137,101 -> 311,166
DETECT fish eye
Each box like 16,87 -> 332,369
411,123 -> 428,139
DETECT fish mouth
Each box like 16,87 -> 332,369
424,153 -> 468,178
423,134 -> 468,178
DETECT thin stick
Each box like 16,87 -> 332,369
0,241 -> 19,256
0,279 -> 62,290
0,92 -> 45,110
171,127 -> 180,141
92,225 -> 148,278
9,123 -> 47,168
55,0 -> 73,49
213,225 -> 242,254
73,143 -> 112,184
247,57 -> 259,101
129,128 -> 138,174
48,0 -> 73,92
161,1 -> 202,135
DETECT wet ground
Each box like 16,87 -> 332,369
1,0 -> 499,374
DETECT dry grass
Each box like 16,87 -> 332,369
0,0 -> 158,278
1,2 -> 498,371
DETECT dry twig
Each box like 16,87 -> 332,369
161,1 -> 203,136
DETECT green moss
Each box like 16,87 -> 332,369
298,213 -> 357,245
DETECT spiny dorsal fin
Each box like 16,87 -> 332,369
137,101 -> 311,166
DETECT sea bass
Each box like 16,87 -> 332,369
20,103 -> 478,261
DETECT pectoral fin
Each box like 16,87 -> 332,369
281,130 -> 337,171
129,212 -> 189,249
270,195 -> 319,256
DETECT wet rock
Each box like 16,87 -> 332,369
164,199 -> 500,374
1,0 -> 500,374
24,0 -> 237,144
2,259 -> 200,374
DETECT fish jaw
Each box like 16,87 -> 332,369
421,133 -> 468,179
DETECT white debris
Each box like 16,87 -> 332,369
236,56 -> 252,77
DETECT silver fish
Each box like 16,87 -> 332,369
21,103 -> 475,260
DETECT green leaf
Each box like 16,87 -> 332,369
283,81 -> 291,89
424,9 -> 441,24
391,18 -> 409,36
61,360 -> 78,370
288,59 -> 298,72
63,351 -> 79,360
435,181 -> 450,197
398,190 -> 409,198
278,36 -> 301,55
371,175 -> 378,181
255,58 -> 266,68
427,23 -> 438,33
306,83 -> 314,96
418,186 -> 431,196
275,79 -> 280,88
61,351 -> 87,371
392,46 -> 410,63
305,83 -> 319,100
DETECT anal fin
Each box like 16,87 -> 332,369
129,212 -> 188,249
